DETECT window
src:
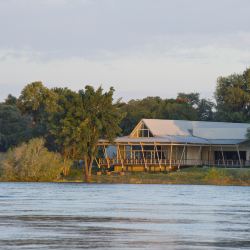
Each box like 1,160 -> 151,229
131,122 -> 153,137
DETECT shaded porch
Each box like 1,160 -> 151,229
96,142 -> 249,172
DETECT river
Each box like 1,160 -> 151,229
0,183 -> 249,249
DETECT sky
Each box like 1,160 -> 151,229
0,0 -> 250,102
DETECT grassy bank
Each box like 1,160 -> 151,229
64,167 -> 250,186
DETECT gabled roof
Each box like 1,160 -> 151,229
139,119 -> 250,140
99,119 -> 250,145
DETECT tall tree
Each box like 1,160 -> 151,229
49,85 -> 123,182
48,87 -> 80,174
0,104 -> 32,151
215,68 -> 250,122
17,82 -> 58,137
78,86 -> 123,181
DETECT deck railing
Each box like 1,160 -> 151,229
97,158 -> 250,168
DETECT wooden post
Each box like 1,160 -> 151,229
170,143 -> 173,169
209,145 -> 212,167
117,144 -> 124,171
177,144 -> 186,170
103,145 -> 110,169
116,145 -> 119,164
236,145 -> 242,168
95,157 -> 101,169
140,143 -> 147,170
154,143 -> 161,170
199,146 -> 202,166
130,145 -> 132,163
220,145 -> 226,167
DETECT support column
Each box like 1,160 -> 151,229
178,144 -> 186,170
102,145 -> 110,169
95,157 -> 101,169
154,143 -> 161,170
209,145 -> 212,167
140,143 -> 147,171
170,143 -> 173,169
117,144 -> 124,171
199,146 -> 202,166
236,145 -> 242,168
220,145 -> 226,167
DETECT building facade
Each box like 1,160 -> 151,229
97,119 -> 250,171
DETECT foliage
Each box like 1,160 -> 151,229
0,138 -> 70,181
119,94 -> 213,135
215,68 -> 250,122
48,85 -> 123,181
17,82 -> 58,137
177,92 -> 200,107
47,87 -> 80,155
0,104 -> 33,152
83,167 -> 250,185
197,98 -> 214,121
4,94 -> 18,105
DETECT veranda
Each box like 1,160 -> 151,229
96,141 -> 247,172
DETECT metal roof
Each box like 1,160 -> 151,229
99,136 -> 247,145
114,135 -> 207,144
207,139 -> 247,145
99,119 -> 250,145
142,119 -> 250,140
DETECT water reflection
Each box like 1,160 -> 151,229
0,183 -> 250,249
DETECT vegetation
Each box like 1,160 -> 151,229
1,68 -> 250,183
0,138 -> 70,182
119,94 -> 214,135
49,86 -> 123,182
215,68 -> 250,122
0,104 -> 33,151
60,167 -> 250,185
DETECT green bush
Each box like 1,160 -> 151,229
0,138 -> 71,181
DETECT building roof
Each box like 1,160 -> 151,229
99,119 -> 250,145
142,119 -> 250,140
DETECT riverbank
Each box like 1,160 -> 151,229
64,167 -> 250,186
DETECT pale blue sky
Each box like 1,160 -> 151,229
0,0 -> 250,101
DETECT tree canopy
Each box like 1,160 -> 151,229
0,104 -> 32,152
215,68 -> 250,122
39,85 -> 123,181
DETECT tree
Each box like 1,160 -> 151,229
0,104 -> 33,152
197,98 -> 214,121
177,92 -> 200,107
48,87 -> 80,174
215,68 -> 250,122
17,82 -> 58,137
119,95 -> 204,135
160,99 -> 198,120
120,97 -> 163,135
4,94 -> 18,105
49,85 -> 123,182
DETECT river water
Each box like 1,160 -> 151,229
0,183 -> 249,250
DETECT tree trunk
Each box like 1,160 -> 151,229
84,156 -> 93,183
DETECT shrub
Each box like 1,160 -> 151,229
1,138 -> 71,181
204,167 -> 231,184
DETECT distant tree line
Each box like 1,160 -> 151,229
1,68 -> 250,181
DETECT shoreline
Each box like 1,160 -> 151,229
63,167 -> 250,186
1,167 -> 250,186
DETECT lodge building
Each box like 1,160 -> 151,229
97,119 -> 250,171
